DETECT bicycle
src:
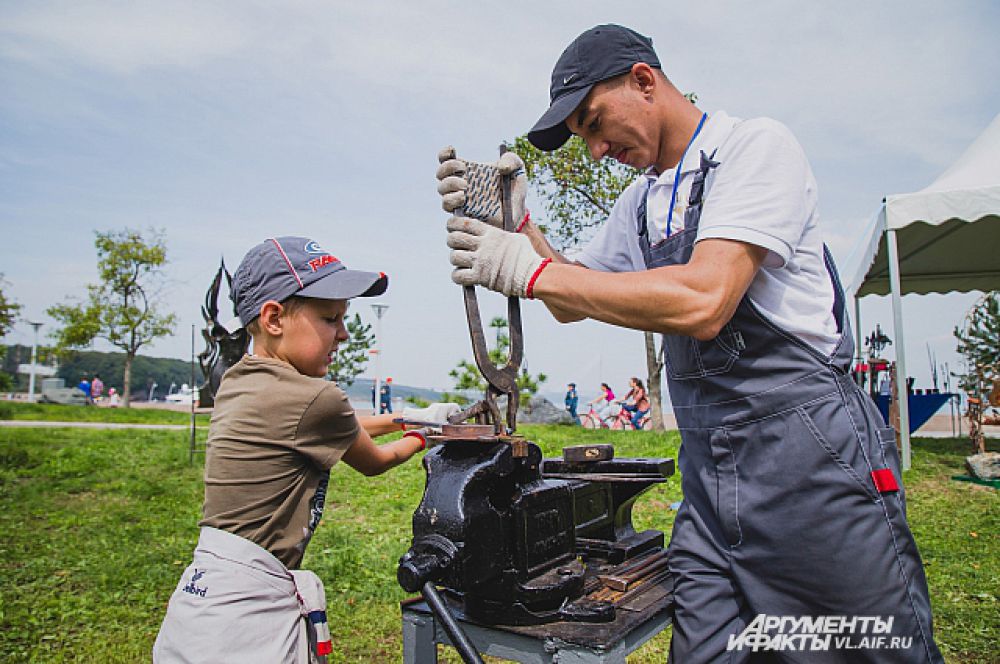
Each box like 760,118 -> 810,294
580,403 -> 651,430
609,403 -> 652,431
579,405 -> 607,429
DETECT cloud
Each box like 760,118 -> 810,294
0,2 -> 254,75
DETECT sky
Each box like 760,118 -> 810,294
1,1 -> 998,405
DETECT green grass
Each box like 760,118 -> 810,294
0,401 -> 210,425
0,426 -> 995,662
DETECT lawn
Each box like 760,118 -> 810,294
0,420 -> 996,662
0,401 -> 210,425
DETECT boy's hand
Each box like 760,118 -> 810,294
437,146 -> 527,229
402,402 -> 461,425
402,427 -> 447,450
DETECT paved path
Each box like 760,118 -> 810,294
0,420 -> 188,430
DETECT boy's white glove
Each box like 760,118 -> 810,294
447,217 -> 551,298
437,146 -> 527,229
402,402 -> 462,425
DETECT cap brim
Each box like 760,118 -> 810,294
527,85 -> 593,151
298,269 -> 388,301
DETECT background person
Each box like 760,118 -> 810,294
436,24 -> 940,662
564,382 -> 580,423
91,373 -> 104,401
379,376 -> 393,414
618,376 -> 650,429
77,375 -> 92,405
154,236 -> 458,662
587,382 -> 615,421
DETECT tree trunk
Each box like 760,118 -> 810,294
644,332 -> 665,430
123,351 -> 133,407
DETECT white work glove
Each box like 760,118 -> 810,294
447,216 -> 550,298
402,402 -> 462,425
437,146 -> 528,229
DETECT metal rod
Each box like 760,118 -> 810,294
886,227 -> 911,470
420,582 -> 484,664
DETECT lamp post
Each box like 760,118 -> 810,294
371,304 -> 389,415
27,321 -> 42,402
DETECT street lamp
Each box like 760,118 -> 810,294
26,321 -> 42,402
371,303 -> 389,415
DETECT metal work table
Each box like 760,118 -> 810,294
400,580 -> 672,663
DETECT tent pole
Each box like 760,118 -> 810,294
886,228 -> 911,471
854,296 -> 863,387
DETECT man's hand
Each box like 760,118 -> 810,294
402,402 -> 461,425
447,217 -> 550,298
437,146 -> 527,228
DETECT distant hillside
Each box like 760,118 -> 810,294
4,345 -> 445,404
4,345 -> 195,399
339,377 -> 443,405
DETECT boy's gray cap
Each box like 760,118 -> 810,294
528,24 -> 660,151
231,236 -> 388,326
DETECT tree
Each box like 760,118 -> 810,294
0,275 -> 21,338
449,316 -> 547,406
47,229 -> 177,406
954,291 -> 1000,395
0,276 -> 23,391
327,313 -> 375,386
511,134 -> 669,429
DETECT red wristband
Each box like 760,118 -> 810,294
515,210 -> 531,233
403,430 -> 426,451
525,258 -> 552,299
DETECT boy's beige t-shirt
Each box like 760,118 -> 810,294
200,355 -> 359,569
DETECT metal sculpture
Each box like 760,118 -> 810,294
198,259 -> 249,408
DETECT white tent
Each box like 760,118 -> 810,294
844,112 -> 1000,469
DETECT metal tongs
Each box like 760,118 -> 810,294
448,145 -> 524,436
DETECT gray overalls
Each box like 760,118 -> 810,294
639,151 -> 943,663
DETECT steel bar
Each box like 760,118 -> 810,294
597,550 -> 667,586
599,557 -> 669,592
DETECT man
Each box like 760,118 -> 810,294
436,24 -> 941,663
379,376 -> 393,414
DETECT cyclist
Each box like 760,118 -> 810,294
619,376 -> 650,429
587,382 -> 616,422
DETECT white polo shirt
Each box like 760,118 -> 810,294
574,111 -> 839,355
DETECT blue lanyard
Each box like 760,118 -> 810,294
665,112 -> 708,239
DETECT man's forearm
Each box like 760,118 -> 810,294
520,220 -> 586,322
530,239 -> 766,339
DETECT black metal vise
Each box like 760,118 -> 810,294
397,435 -> 673,626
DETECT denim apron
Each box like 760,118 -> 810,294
641,150 -> 942,663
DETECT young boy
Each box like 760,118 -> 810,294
154,236 -> 457,663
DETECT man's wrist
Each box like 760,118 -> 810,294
525,258 -> 552,299
515,210 -> 531,233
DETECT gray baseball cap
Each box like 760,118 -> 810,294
528,24 -> 660,151
231,236 -> 388,326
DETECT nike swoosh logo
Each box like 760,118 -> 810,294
563,74 -> 577,85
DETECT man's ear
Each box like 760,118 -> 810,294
258,300 -> 285,336
631,62 -> 657,97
